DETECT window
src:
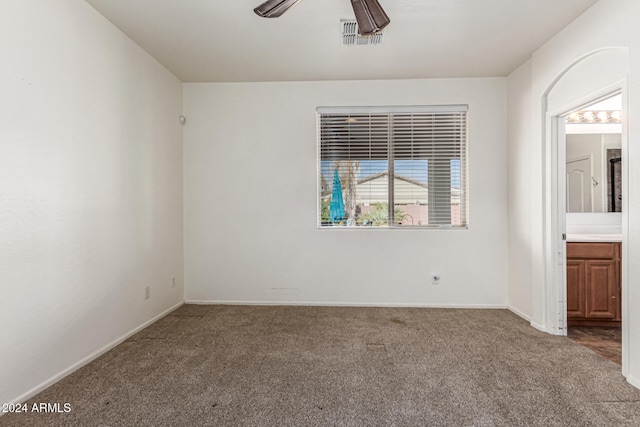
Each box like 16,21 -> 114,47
318,105 -> 467,228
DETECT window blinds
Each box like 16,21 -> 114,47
318,105 -> 467,227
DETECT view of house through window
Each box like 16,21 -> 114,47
318,106 -> 468,228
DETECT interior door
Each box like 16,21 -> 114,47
566,156 -> 593,212
556,116 -> 567,334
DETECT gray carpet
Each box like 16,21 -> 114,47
2,305 -> 640,426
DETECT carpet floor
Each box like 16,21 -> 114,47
2,305 -> 640,426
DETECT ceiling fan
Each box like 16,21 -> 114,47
254,0 -> 390,36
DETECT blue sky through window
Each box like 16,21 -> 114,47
321,159 -> 461,188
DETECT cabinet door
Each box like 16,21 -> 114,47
566,260 -> 585,319
585,260 -> 617,319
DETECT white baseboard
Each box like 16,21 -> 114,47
627,374 -> 640,391
7,301 -> 184,407
507,306 -> 532,322
530,320 -> 547,333
185,299 -> 509,309
517,314 -> 550,334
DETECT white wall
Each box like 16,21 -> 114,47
0,0 -> 184,404
506,59 -> 534,320
184,78 -> 508,307
506,0 -> 640,388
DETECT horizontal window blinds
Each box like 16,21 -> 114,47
318,106 -> 467,228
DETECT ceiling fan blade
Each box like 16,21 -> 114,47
254,0 -> 303,18
350,0 -> 390,35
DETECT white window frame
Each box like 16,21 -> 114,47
317,105 -> 468,229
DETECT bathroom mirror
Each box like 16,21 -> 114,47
565,94 -> 622,213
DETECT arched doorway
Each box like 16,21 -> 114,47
542,47 -> 630,376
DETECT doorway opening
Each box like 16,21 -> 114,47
542,47 -> 630,380
554,90 -> 626,367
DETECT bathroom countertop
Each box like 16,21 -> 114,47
566,234 -> 622,242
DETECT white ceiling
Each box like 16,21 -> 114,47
85,0 -> 599,83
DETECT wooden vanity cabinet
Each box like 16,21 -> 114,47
566,242 -> 621,326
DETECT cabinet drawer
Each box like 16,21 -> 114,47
567,242 -> 617,259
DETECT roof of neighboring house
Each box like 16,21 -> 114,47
357,171 -> 428,188
355,171 -> 461,204
322,171 -> 461,204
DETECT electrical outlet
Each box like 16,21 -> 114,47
431,274 -> 440,285
145,286 -> 150,299
172,277 -> 176,288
